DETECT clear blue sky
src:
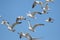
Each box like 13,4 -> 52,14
0,0 -> 60,40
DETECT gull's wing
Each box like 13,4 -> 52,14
25,33 -> 32,40
32,1 -> 37,8
33,24 -> 44,29
11,22 -> 22,28
17,32 -> 23,38
27,20 -> 32,27
31,12 -> 42,16
39,1 -> 44,9
33,12 -> 42,15
20,32 -> 23,38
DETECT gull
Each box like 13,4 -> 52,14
45,17 -> 54,23
32,0 -> 43,9
43,3 -> 50,11
42,9 -> 48,14
27,20 -> 44,32
27,11 -> 42,19
16,16 -> 26,22
45,0 -> 54,3
18,32 -> 40,40
1,20 -> 22,32
42,3 -> 50,14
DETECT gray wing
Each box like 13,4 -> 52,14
33,24 -> 44,29
11,22 -> 22,28
34,12 -> 42,14
32,12 -> 42,15
32,1 -> 37,8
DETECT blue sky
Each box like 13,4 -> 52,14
0,0 -> 60,40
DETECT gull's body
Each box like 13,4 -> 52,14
32,0 -> 43,9
27,11 -> 42,19
27,20 -> 44,32
45,17 -> 54,23
43,3 -> 50,11
45,0 -> 54,3
46,0 -> 54,2
18,32 -> 39,40
42,9 -> 48,14
1,20 -> 21,32
16,16 -> 26,22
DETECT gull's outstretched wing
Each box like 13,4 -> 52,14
11,22 -> 22,28
33,24 -> 44,30
27,20 -> 32,27
31,12 -> 42,17
32,1 -> 37,8
32,12 -> 42,15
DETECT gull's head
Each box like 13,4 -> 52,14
39,1 -> 43,5
18,32 -> 23,38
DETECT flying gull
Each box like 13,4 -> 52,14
18,32 -> 40,40
45,17 -> 54,23
1,20 -> 22,32
27,20 -> 44,32
27,11 -> 42,19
